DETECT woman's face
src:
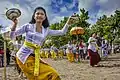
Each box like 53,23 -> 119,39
34,9 -> 46,23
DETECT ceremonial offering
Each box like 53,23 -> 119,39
6,8 -> 21,20
69,13 -> 78,24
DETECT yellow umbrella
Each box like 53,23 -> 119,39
70,27 -> 84,35
70,27 -> 84,62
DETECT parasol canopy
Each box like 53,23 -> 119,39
70,27 -> 85,35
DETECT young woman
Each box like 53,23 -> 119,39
66,41 -> 74,62
102,40 -> 108,58
79,40 -> 85,60
0,47 -> 4,67
10,7 -> 71,80
88,33 -> 101,67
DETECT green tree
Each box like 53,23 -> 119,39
44,8 -> 90,48
76,8 -> 90,27
0,25 -> 4,48
90,10 -> 120,45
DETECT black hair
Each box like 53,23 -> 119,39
29,7 -> 49,28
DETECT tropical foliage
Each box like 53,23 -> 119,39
45,9 -> 120,48
0,9 -> 120,48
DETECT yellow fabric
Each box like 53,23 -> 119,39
24,41 -> 41,76
96,44 -> 99,51
40,50 -> 46,58
45,51 -> 49,58
58,50 -> 64,58
67,53 -> 74,62
51,50 -> 57,60
16,56 -> 60,80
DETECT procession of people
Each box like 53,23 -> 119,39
0,5 -> 118,80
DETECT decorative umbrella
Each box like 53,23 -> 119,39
70,27 -> 85,62
70,27 -> 84,35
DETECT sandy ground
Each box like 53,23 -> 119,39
0,53 -> 120,80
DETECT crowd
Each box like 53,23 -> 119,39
0,6 -> 115,80
0,32 -> 114,79
0,33 -> 112,67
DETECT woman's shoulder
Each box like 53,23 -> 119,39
18,23 -> 34,32
43,27 -> 49,32
23,23 -> 33,27
22,23 -> 34,29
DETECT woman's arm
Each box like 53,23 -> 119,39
88,37 -> 96,44
48,16 -> 71,36
48,24 -> 69,36
10,19 -> 28,40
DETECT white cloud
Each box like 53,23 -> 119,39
26,0 -> 51,8
18,7 -> 32,26
96,0 -> 120,18
0,1 -> 14,26
78,0 -> 96,10
97,0 -> 108,4
50,16 -> 64,24
1,0 -> 120,31
60,7 -> 68,13
78,0 -> 120,25
66,1 -> 76,9
96,9 -> 115,18
0,26 -> 11,34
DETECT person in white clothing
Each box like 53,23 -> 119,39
10,6 -> 72,80
88,33 -> 101,67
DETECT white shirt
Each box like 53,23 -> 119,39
88,37 -> 97,52
10,23 -> 69,63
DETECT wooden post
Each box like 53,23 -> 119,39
3,40 -> 7,80
77,35 -> 80,62
3,33 -> 7,80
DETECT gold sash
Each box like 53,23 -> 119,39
24,41 -> 41,76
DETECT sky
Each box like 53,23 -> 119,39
0,0 -> 120,33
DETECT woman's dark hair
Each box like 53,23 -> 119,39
29,7 -> 49,28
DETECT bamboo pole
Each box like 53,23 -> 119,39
77,35 -> 80,62
3,34 -> 7,80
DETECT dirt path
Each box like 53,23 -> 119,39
0,53 -> 120,80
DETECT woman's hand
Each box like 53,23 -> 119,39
66,14 -> 77,25
12,18 -> 18,25
11,18 -> 18,31
66,16 -> 72,25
